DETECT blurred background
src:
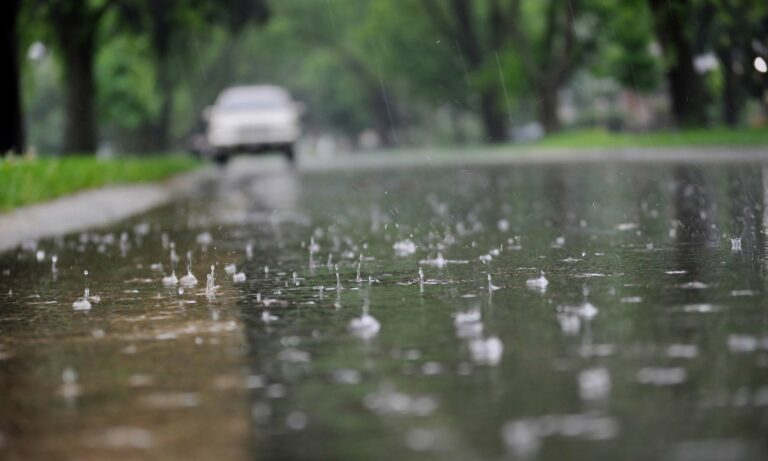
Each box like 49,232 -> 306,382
2,0 -> 768,157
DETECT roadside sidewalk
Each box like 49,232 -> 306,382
0,167 -> 214,252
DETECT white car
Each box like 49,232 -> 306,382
205,85 -> 302,164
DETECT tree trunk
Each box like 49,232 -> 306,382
0,0 -> 24,155
370,85 -> 396,148
479,89 -> 507,143
60,26 -> 98,154
150,0 -> 173,151
648,0 -> 708,128
450,106 -> 466,145
717,48 -> 742,126
538,87 -> 561,134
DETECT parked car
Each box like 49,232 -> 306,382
204,85 -> 303,164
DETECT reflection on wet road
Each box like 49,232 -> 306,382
2,156 -> 768,460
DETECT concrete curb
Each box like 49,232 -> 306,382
0,167 -> 215,252
296,146 -> 768,173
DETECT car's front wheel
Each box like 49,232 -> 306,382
212,150 -> 230,166
283,144 -> 296,164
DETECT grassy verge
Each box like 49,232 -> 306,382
0,154 -> 201,211
531,127 -> 768,149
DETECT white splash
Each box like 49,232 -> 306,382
454,309 -> 482,326
162,271 -> 178,287
196,231 -> 212,246
419,253 -> 468,268
179,251 -> 198,287
526,271 -> 549,291
487,273 -> 500,292
468,336 -> 503,366
261,310 -> 278,323
335,264 -> 343,290
636,367 -> 687,386
731,237 -> 742,251
72,269 -> 92,310
348,314 -> 380,340
392,239 -> 417,256
679,281 -> 708,289
205,265 -> 217,299
355,254 -> 363,283
578,367 -> 612,400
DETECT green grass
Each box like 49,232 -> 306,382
531,127 -> 768,149
0,154 -> 201,211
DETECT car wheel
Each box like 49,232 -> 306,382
213,151 -> 230,166
283,144 -> 296,164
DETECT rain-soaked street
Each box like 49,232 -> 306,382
2,155 -> 768,460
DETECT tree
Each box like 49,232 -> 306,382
25,0 -> 119,154
421,0 -> 608,136
1,0 -> 24,155
698,0 -> 768,126
648,0 -> 709,127
257,0 -> 402,146
360,1 -> 478,144
508,0 -> 611,133
23,0 -> 269,154
422,0 -> 510,141
141,0 -> 269,149
594,0 -> 660,93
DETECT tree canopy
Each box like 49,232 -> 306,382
5,0 -> 768,155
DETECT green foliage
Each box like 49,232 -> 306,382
97,35 -> 159,130
532,127 -> 768,148
0,154 -> 200,210
361,0 -> 472,106
594,0 -> 660,92
16,0 -> 768,153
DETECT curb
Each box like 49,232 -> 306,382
0,167 -> 215,253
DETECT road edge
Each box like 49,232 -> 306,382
0,167 -> 215,252
300,146 -> 768,172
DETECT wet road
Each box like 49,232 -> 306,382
2,154 -> 768,460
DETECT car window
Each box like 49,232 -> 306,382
217,89 -> 290,111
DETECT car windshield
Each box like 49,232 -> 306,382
216,88 -> 290,111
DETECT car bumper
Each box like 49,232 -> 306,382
207,126 -> 299,148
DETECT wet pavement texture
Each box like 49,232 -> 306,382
2,157 -> 768,460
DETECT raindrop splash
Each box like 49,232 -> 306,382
355,254 -> 363,283
335,264 -> 343,290
206,265 -> 216,299
162,246 -> 179,287
72,270 -> 92,310
526,271 -> 549,292
261,310 -> 278,323
469,336 -> 503,366
162,271 -> 178,287
487,273 -> 500,292
348,298 -> 380,340
179,251 -> 198,287
393,239 -> 417,256
59,366 -> 81,401
731,237 -> 742,252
